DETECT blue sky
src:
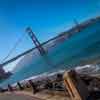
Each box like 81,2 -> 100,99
0,0 -> 100,71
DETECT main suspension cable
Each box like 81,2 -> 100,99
1,33 -> 25,63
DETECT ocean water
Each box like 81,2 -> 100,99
0,18 -> 100,87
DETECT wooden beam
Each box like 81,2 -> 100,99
63,70 -> 89,100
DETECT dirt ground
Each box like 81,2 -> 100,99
0,92 -> 43,100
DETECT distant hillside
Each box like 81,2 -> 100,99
49,16 -> 100,46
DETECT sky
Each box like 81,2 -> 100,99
0,0 -> 100,72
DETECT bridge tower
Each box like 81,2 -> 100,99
26,27 -> 46,55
